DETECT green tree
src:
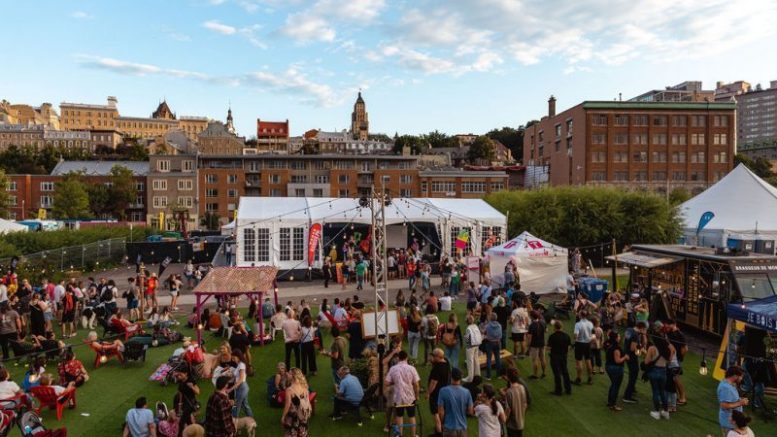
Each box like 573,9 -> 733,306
0,169 -> 9,219
51,173 -> 91,219
392,135 -> 429,154
424,130 -> 458,148
201,212 -> 221,231
87,184 -> 111,218
107,165 -> 138,220
467,136 -> 495,164
735,153 -> 773,178
486,126 -> 524,161
668,187 -> 691,205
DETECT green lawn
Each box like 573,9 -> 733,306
12,303 -> 777,437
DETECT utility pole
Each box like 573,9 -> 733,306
364,186 -> 390,407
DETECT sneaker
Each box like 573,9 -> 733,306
609,405 -> 622,412
330,415 -> 343,421
622,398 -> 637,404
649,411 -> 661,420
660,411 -> 670,420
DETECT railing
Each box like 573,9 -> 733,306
0,237 -> 127,272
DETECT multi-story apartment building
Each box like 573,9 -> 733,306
728,80 -> 777,158
0,124 -> 93,151
630,81 -> 715,103
523,96 -> 736,193
309,130 -> 393,155
146,154 -> 198,229
419,169 -> 507,198
6,161 -> 148,221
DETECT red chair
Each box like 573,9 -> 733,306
87,342 -> 124,369
110,318 -> 141,341
29,386 -> 76,420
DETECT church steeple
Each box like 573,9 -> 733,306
226,105 -> 235,134
350,90 -> 368,141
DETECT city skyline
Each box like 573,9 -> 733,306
2,0 -> 777,137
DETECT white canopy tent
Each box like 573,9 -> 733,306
0,219 -> 28,235
235,197 -> 507,271
680,164 -> 777,247
486,231 -> 568,294
220,221 -> 236,236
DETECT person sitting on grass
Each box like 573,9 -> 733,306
58,349 -> 89,387
22,356 -> 47,392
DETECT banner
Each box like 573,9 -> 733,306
158,256 -> 172,276
307,223 -> 322,265
696,211 -> 715,235
455,229 -> 470,250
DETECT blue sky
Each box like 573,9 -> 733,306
2,0 -> 777,137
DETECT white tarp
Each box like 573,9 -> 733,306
680,164 -> 777,247
0,219 -> 28,235
220,221 -> 235,236
235,197 -> 507,270
486,231 -> 568,294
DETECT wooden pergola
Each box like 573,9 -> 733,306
193,266 -> 278,345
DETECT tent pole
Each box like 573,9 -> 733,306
258,292 -> 265,347
195,293 -> 202,345
611,239 -> 618,293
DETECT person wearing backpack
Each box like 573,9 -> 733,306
421,307 -> 440,366
463,314 -> 482,383
442,313 -> 463,370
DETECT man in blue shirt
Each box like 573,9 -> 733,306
480,283 -> 492,305
437,368 -> 473,437
332,366 -> 365,425
718,366 -> 748,435
124,397 -> 156,437
484,313 -> 503,379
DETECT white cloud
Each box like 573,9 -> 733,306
203,20 -> 237,35
70,11 -> 93,20
76,55 -> 210,80
242,67 -> 339,106
168,32 -> 191,42
279,0 -> 385,43
281,13 -> 336,43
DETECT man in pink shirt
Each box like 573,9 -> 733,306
385,350 -> 420,436
281,309 -> 301,370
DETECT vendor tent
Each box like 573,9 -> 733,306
0,219 -> 28,235
680,164 -> 777,247
726,295 -> 777,333
235,197 -> 507,271
486,231 -> 568,294
220,220 -> 235,236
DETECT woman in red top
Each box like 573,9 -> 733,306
146,273 -> 158,312
407,259 -> 417,291
61,287 -> 77,338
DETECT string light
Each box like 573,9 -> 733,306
100,355 -> 108,364
699,348 -> 708,376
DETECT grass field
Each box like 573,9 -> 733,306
9,303 -> 777,437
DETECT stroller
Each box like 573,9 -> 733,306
0,398 -> 67,437
150,356 -> 189,386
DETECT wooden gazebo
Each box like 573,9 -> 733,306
193,266 -> 278,344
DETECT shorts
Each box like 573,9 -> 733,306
511,333 -> 525,342
574,342 -> 591,361
529,346 -> 544,361
128,300 -> 139,310
395,405 -> 416,417
428,396 -> 438,415
170,290 -> 179,297
466,301 -> 477,310
44,312 -> 53,322
62,310 -> 76,323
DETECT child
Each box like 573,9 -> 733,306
590,317 -> 604,375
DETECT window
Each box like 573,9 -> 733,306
206,174 -> 218,184
7,195 -> 16,206
713,134 -> 728,145
614,115 -> 629,126
652,134 -> 667,145
634,171 -> 647,181
279,228 -> 291,261
691,115 -> 706,127
312,188 -> 323,197
713,115 -> 729,127
228,189 -> 238,198
177,179 -> 193,191
40,195 -> 52,207
691,133 -> 705,145
227,175 -> 238,184
291,161 -> 306,170
462,182 -> 486,193
651,151 -> 667,163
592,134 -> 606,145
290,175 -> 308,183
672,152 -> 686,163
243,229 -> 256,263
400,188 -> 412,197
538,131 -> 544,141
135,182 -> 145,191
338,174 -> 349,184
613,152 -> 628,163
672,116 -> 687,127
690,152 -> 705,163
490,182 -> 505,191
614,171 -> 628,181
592,114 -> 607,126
40,182 -> 54,192
135,195 -> 144,206
7,182 -> 16,191
182,160 -> 194,172
614,134 -> 628,145
314,175 -> 329,184
591,151 -> 607,163
632,151 -> 647,163
157,160 -> 170,172
633,115 -> 648,126
652,116 -> 667,126
400,175 -> 412,184
381,175 -> 391,184
633,134 -> 648,145
553,140 -> 560,152
206,189 -> 218,197
690,171 -> 706,181
653,171 -> 667,181
591,171 -> 607,181
152,179 -> 167,191
152,196 -> 168,208
421,181 -> 428,193
450,227 -> 472,256
671,134 -> 686,146
431,181 -> 456,193
269,174 -> 281,184
672,171 -> 686,181
715,151 -> 728,163
294,188 -> 305,197
293,228 -> 304,261
206,203 -> 218,212
566,120 -> 573,135
339,189 -> 349,198
177,196 -> 194,208
270,189 -> 282,197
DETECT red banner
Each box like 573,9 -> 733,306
308,223 -> 322,265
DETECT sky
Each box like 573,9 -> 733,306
2,0 -> 777,137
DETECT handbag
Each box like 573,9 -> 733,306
442,331 -> 457,347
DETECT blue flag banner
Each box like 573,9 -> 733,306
696,211 -> 715,235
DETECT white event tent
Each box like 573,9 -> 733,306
486,231 -> 568,294
235,197 -> 507,271
0,219 -> 28,235
680,164 -> 777,247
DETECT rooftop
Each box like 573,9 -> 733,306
581,101 -> 736,110
50,161 -> 150,176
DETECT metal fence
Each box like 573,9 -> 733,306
0,237 -> 127,272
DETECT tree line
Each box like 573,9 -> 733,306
51,166 -> 138,220
391,127 -> 524,163
0,143 -> 148,175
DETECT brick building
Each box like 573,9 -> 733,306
146,154 -> 198,229
523,97 -> 736,193
253,120 -> 290,153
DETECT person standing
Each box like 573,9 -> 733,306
437,368 -> 473,437
355,258 -> 366,291
474,384 -> 505,437
547,321 -> 572,396
0,302 -> 21,361
281,310 -> 301,370
230,350 -> 252,418
622,320 -> 646,404
385,350 -> 420,437
509,301 -> 529,358
281,369 -> 312,437
321,326 -> 347,386
406,308 -> 423,362
441,313 -> 463,370
503,367 -> 528,437
323,258 -> 332,288
573,311 -> 594,385
604,331 -> 629,411
718,366 -> 748,436
665,320 -> 688,405
346,310 -> 365,360
299,315 -> 317,376
421,307 -> 440,366
427,348 -> 451,435
644,334 -> 674,420
123,397 -> 157,437
463,315 -> 482,383
526,310 -> 546,379
483,313 -> 503,380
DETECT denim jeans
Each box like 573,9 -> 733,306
356,274 -> 364,290
484,341 -> 501,378
407,331 -> 422,360
647,366 -> 668,411
624,357 -> 639,400
445,344 -> 460,370
232,382 -> 253,417
605,365 -> 624,406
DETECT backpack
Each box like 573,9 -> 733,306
425,315 -> 439,338
100,286 -> 113,303
442,328 -> 457,347
262,302 -> 274,319
295,393 -> 313,423
467,325 -> 483,347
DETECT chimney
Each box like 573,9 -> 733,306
548,95 -> 556,117
716,81 -> 723,89
107,96 -> 118,108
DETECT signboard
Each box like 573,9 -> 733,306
730,262 -> 777,273
466,256 -> 480,271
361,310 -> 402,339
307,223 -> 322,265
